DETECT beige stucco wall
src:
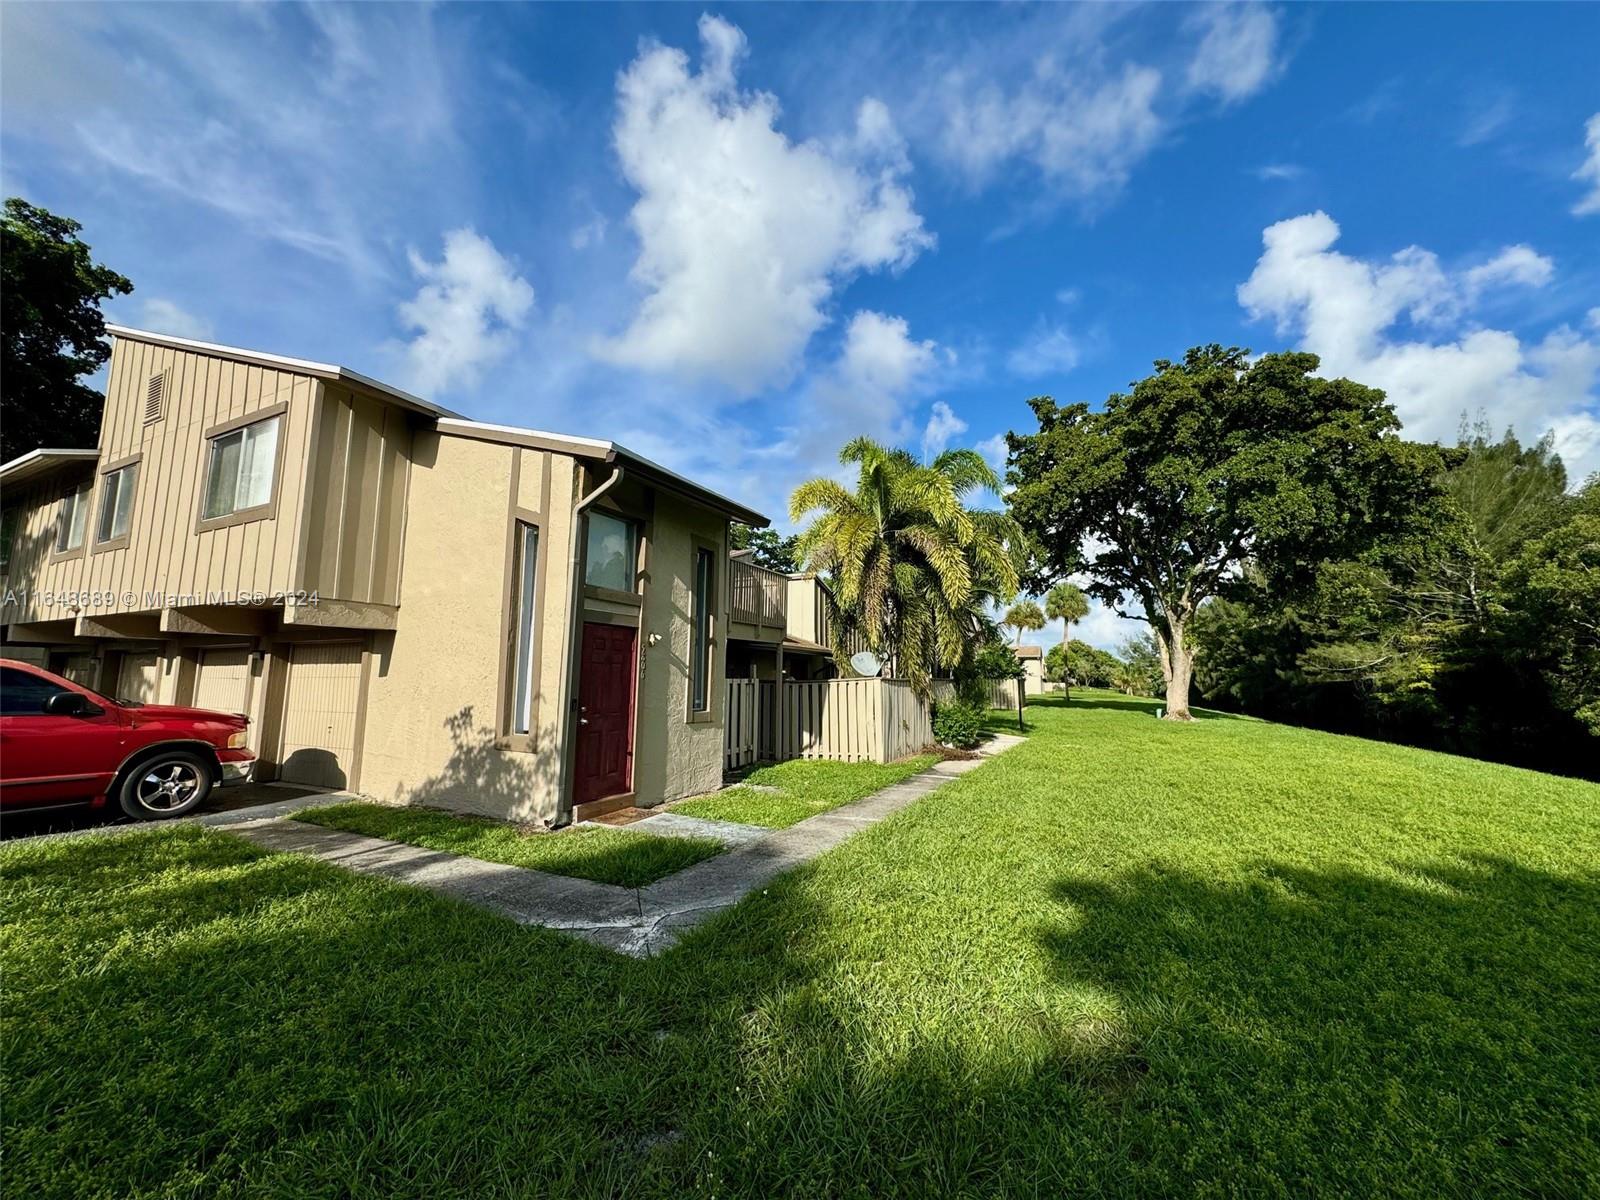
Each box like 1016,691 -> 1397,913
629,490 -> 728,808
358,433 -> 729,820
358,434 -> 577,823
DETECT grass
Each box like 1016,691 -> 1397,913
293,802 -> 723,888
671,753 -> 938,828
3,690 -> 1597,1198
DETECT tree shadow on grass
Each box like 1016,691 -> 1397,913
1028,853 -> 1600,1196
7,821 -> 1598,1198
0,823 -> 835,1199
682,853 -> 1600,1197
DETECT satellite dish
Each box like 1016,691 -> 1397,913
850,651 -> 883,678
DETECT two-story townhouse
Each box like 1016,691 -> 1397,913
0,326 -> 767,824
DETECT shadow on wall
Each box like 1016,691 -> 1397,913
387,705 -> 563,824
278,749 -> 346,790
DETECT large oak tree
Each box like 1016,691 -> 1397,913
1005,345 -> 1445,719
2,198 -> 132,462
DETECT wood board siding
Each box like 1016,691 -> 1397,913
2,337 -> 318,624
1,342 -> 416,632
297,385 -> 413,607
277,642 -> 363,788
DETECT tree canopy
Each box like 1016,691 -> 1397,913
791,437 -> 1021,696
1006,345 -> 1446,719
1001,599 -> 1045,644
1193,431 -> 1598,779
729,524 -> 802,574
2,198 -> 132,461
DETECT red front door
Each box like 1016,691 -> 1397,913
574,622 -> 637,806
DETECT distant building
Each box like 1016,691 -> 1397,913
1013,643 -> 1044,695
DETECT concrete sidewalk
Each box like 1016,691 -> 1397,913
227,734 -> 1024,957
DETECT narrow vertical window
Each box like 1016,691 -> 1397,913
691,546 -> 713,712
55,486 -> 89,553
511,522 -> 540,735
96,463 -> 138,544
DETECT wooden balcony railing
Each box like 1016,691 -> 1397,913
730,557 -> 787,628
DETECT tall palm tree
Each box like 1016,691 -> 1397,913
1002,599 -> 1045,645
791,437 -> 1021,695
1045,582 -> 1089,683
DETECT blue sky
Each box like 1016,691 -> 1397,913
4,3 -> 1597,650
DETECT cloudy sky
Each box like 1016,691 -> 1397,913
4,3 -> 1597,650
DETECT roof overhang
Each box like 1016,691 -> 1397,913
436,418 -> 769,527
104,325 -> 464,420
98,327 -> 766,526
1013,644 -> 1044,659
0,448 -> 100,487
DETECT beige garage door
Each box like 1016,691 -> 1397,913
116,652 -> 162,704
278,643 -> 363,789
193,648 -> 252,716
56,653 -> 98,686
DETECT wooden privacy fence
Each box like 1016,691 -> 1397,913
725,678 -> 761,770
722,676 -> 1025,771
724,677 -> 935,769
929,678 -> 1021,710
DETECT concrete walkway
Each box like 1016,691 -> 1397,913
227,734 -> 1023,957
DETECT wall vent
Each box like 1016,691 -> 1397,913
144,371 -> 166,424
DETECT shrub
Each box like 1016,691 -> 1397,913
932,699 -> 985,749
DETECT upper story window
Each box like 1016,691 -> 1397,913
55,485 -> 90,554
202,414 -> 280,521
585,511 -> 637,592
96,462 -> 138,545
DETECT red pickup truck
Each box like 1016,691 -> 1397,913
0,658 -> 256,820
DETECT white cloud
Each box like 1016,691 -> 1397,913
396,228 -> 535,397
1573,113 -> 1600,217
1458,91 -> 1514,147
1007,322 -> 1081,378
921,400 -> 968,461
976,432 -> 1010,474
1186,4 -> 1282,104
1239,211 -> 1600,482
136,298 -> 213,341
1463,244 -> 1554,296
6,4 -> 469,277
594,15 -> 932,394
938,61 -> 1163,198
1251,163 -> 1305,181
789,306 -> 938,483
569,215 -> 607,251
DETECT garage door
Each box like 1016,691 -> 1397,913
193,648 -> 252,716
56,653 -> 98,686
278,643 -> 363,789
116,652 -> 162,704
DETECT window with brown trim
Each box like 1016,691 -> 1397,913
54,485 -> 90,554
690,546 -> 714,713
508,521 -> 541,736
585,510 -> 637,592
96,463 -> 138,545
202,414 -> 280,520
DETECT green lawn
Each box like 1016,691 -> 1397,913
4,690 -> 1597,1197
293,802 -> 723,888
671,754 -> 939,828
